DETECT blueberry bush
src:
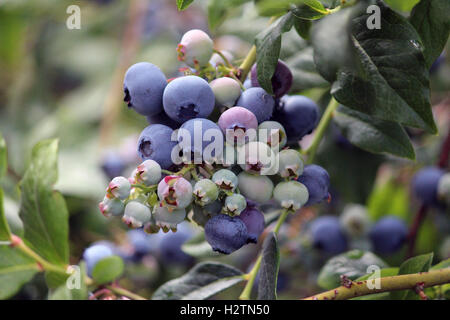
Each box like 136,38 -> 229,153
0,0 -> 449,301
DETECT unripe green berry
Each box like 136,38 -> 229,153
238,172 -> 274,203
135,160 -> 161,186
277,149 -> 304,178
107,176 -> 131,200
273,181 -> 309,211
223,194 -> 247,216
258,121 -> 287,150
152,205 -> 187,232
193,179 -> 219,206
99,196 -> 124,218
339,204 -> 371,238
122,201 -> 151,228
212,169 -> 238,192
157,176 -> 193,210
438,173 -> 450,204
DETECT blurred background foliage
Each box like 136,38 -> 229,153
0,0 -> 449,300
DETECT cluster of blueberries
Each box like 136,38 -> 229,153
92,29 -> 334,260
308,166 -> 450,256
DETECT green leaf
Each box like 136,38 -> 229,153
153,261 -> 244,300
255,0 -> 327,18
92,256 -> 124,285
255,11 -> 295,94
385,0 -> 420,12
431,258 -> 450,270
176,0 -> 194,11
257,232 -> 280,300
293,17 -> 312,39
367,179 -> 410,221
0,246 -> 38,299
49,262 -> 88,300
334,105 -> 415,159
409,0 -> 450,68
331,1 -> 437,134
18,139 -> 69,265
208,0 -> 228,31
391,253 -> 433,300
318,250 -> 388,290
0,132 -> 6,180
0,189 -> 11,242
292,0 -> 328,20
182,233 -> 220,258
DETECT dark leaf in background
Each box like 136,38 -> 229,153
257,232 -> 280,300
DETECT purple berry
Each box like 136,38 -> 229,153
237,207 -> 265,243
236,87 -> 275,123
137,124 -> 177,169
146,112 -> 179,130
369,216 -> 407,254
297,164 -> 330,206
310,216 -> 348,255
412,166 -> 446,207
218,107 -> 258,145
205,214 -> 250,254
250,60 -> 293,98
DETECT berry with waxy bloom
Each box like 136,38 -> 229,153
157,176 -> 193,210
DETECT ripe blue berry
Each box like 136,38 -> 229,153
218,107 -> 258,146
309,216 -> 348,255
159,222 -> 195,265
258,121 -> 287,149
193,179 -> 219,206
152,205 -> 187,232
237,206 -> 265,243
273,181 -> 309,211
146,112 -> 179,130
430,52 -> 445,74
223,194 -> 247,216
83,244 -> 114,276
177,29 -> 213,68
163,76 -> 215,124
177,118 -> 223,163
273,95 -> 319,142
210,77 -> 241,108
127,229 -> 161,255
238,172 -> 274,203
205,214 -> 250,254
135,160 -> 161,186
122,201 -> 152,228
236,87 -> 275,123
137,124 -> 177,169
157,176 -> 193,210
412,166 -> 446,207
123,62 -> 167,116
101,151 -> 126,180
277,149 -> 304,178
297,164 -> 330,206
339,204 -> 370,238
369,216 -> 408,254
107,176 -> 131,200
99,196 -> 124,218
212,169 -> 238,192
250,60 -> 293,98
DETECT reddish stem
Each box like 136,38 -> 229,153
438,130 -> 450,169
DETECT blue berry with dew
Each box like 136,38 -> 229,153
157,176 -> 193,210
339,204 -> 371,238
212,169 -> 239,192
277,149 -> 304,178
238,141 -> 277,175
177,29 -> 213,68
98,196 -> 124,218
238,172 -> 274,203
123,62 -> 167,116
163,76 -> 215,124
122,201 -> 152,228
237,87 -> 275,123
297,164 -> 330,206
258,121 -> 287,150
146,112 -> 179,130
107,176 -> 131,200
309,216 -> 348,255
137,124 -> 177,170
273,95 -> 319,143
83,244 -> 114,276
159,222 -> 195,265
250,60 -> 293,98
223,194 -> 247,216
273,181 -> 309,211
100,150 -> 126,180
193,179 -> 219,206
134,160 -> 161,186
369,216 -> 408,254
210,77 -> 241,108
205,214 -> 250,254
438,173 -> 450,205
412,166 -> 446,207
237,206 -> 265,243
218,107 -> 258,146
209,50 -> 233,67
177,118 -> 223,163
152,205 -> 187,232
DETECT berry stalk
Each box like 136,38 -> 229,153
302,268 -> 450,300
